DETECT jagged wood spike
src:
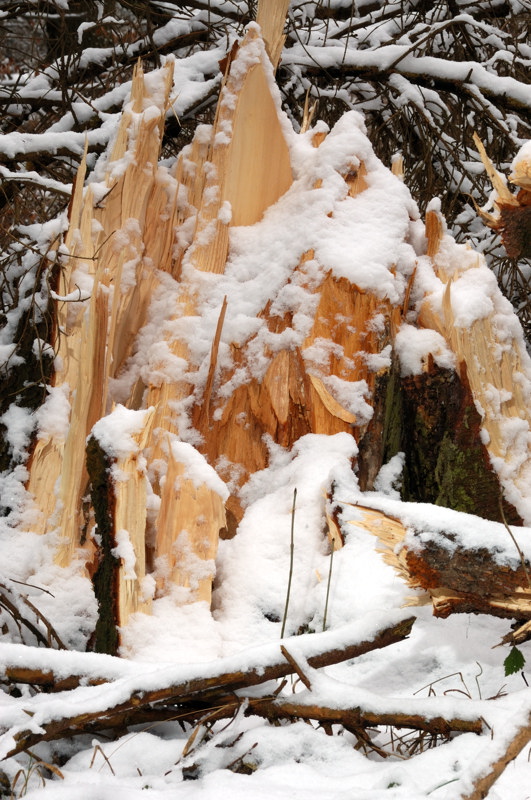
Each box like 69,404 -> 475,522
114,408 -> 156,627
256,0 -> 291,69
155,448 -> 226,604
26,62 -> 175,567
187,25 -> 293,273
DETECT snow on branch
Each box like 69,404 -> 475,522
0,612 -> 415,758
282,45 -> 531,114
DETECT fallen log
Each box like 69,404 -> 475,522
340,499 -> 531,621
458,711 -> 531,800
0,613 -> 414,694
0,613 -> 414,756
250,697 -> 483,736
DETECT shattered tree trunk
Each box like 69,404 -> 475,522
23,0 -> 531,653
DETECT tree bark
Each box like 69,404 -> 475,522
3,615 -> 415,757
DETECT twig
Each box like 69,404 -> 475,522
280,646 -> 312,690
281,488 -> 297,639
499,494 -> 531,591
197,295 -> 227,426
322,543 -> 334,632
7,579 -> 55,598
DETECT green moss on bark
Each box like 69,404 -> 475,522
359,355 -> 521,524
400,363 -> 521,524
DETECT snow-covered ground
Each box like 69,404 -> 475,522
1,433 -> 531,799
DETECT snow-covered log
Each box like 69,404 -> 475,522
338,500 -> 531,622
0,613 -> 415,757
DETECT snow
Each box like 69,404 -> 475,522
1,30 -> 531,800
394,323 -> 455,376
35,385 -> 71,440
0,405 -> 34,463
282,44 -> 531,110
169,440 -> 229,499
92,406 -> 154,460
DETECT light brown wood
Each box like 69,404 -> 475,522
196,152 -> 399,519
187,25 -> 293,273
195,296 -> 228,428
510,148 -> 531,190
155,448 -> 226,604
26,146 -> 91,535
473,132 -> 517,206
26,62 -> 176,567
114,408 -> 156,626
256,0 -> 291,69
425,207 -> 444,259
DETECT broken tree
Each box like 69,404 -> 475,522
18,0 -> 531,658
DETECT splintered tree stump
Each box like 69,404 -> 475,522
18,0 -> 531,657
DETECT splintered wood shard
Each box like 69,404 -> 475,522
186,24 -> 293,273
472,133 -> 531,260
155,446 -> 226,604
26,144 -> 90,536
113,409 -> 156,627
420,208 -> 531,525
26,61 -> 176,568
256,0 -> 291,69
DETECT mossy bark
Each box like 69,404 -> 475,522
359,355 -> 522,524
400,360 -> 522,524
86,436 -> 119,655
